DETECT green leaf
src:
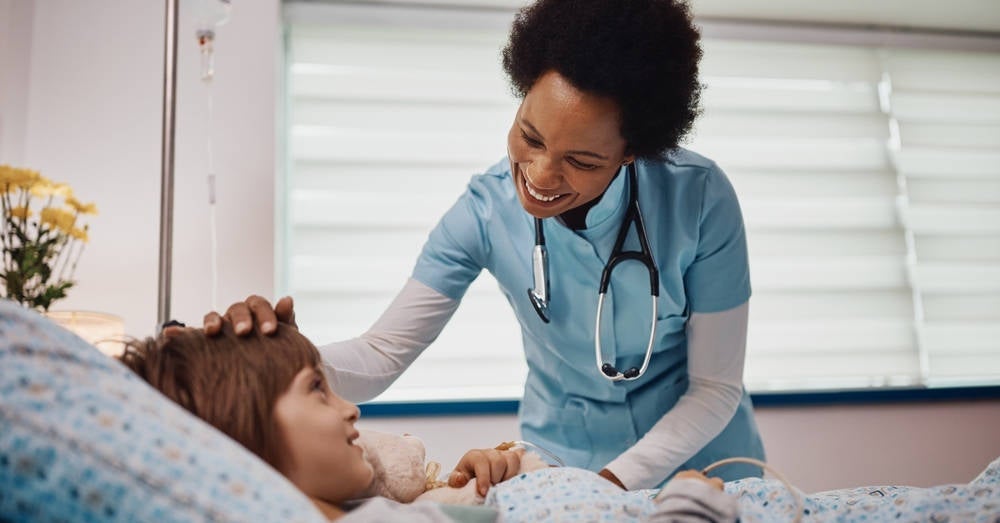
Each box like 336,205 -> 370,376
35,281 -> 73,311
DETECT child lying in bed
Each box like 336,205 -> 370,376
120,323 -> 739,522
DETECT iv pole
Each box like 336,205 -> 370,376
158,0 -> 178,328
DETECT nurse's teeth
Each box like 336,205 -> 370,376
525,179 -> 562,202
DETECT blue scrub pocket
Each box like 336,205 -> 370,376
552,396 -> 598,469
560,397 -> 595,453
519,382 -> 595,469
628,371 -> 688,441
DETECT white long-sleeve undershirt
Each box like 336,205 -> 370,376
320,278 -> 460,402
604,302 -> 748,489
320,278 -> 749,489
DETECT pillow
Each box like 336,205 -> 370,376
0,302 -> 325,522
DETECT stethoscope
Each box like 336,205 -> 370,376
527,163 -> 660,382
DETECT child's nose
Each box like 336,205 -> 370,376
345,402 -> 360,422
333,394 -> 360,421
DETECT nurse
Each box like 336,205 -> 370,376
205,0 -> 765,491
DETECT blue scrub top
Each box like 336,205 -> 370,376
413,149 -> 764,482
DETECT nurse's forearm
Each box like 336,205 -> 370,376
606,376 -> 742,489
319,278 -> 460,403
603,302 -> 749,489
320,338 -> 401,402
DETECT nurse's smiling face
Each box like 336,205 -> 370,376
507,70 -> 634,220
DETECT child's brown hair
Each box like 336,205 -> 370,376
118,323 -> 321,470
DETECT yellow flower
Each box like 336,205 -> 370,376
7,205 -> 32,220
69,226 -> 89,242
0,164 -> 16,185
66,195 -> 98,215
30,178 -> 73,198
40,207 -> 76,234
0,166 -> 41,191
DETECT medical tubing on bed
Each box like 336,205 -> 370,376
701,457 -> 804,523
510,440 -> 566,467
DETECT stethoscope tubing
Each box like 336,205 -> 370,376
527,163 -> 660,382
595,291 -> 657,381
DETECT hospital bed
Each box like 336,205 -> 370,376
2,301 -> 997,522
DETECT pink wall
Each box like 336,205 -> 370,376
0,0 -> 33,165
756,399 -> 1000,492
0,0 -> 279,335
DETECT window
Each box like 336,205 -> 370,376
281,2 -> 1000,402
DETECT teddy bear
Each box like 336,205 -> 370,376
353,429 -> 548,505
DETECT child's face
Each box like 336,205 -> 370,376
274,366 -> 374,504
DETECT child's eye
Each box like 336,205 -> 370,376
311,378 -> 328,397
568,157 -> 597,170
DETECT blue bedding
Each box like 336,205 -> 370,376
487,458 -> 1000,522
0,302 -> 325,522
730,458 -> 1000,522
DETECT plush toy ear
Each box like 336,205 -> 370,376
354,430 -> 429,503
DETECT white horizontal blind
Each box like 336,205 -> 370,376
687,40 -> 919,390
885,49 -> 1000,386
285,4 -> 525,402
283,2 -> 1000,400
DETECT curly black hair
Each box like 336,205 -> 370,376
502,0 -> 703,160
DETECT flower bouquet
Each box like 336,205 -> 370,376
1,165 -> 97,311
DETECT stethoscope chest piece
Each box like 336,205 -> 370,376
527,217 -> 551,323
527,287 -> 550,323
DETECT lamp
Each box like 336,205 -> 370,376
45,310 -> 126,357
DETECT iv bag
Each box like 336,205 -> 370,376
192,0 -> 232,81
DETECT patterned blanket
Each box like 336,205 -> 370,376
487,457 -> 1000,522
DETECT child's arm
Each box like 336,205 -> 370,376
648,470 -> 738,523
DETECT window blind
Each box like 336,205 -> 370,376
282,2 -> 1000,401
885,49 -> 1000,386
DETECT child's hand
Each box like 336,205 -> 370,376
673,470 -> 724,491
448,448 -> 524,497
652,470 -> 738,522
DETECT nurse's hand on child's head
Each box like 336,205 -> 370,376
674,470 -> 724,491
448,448 -> 523,497
203,295 -> 297,336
